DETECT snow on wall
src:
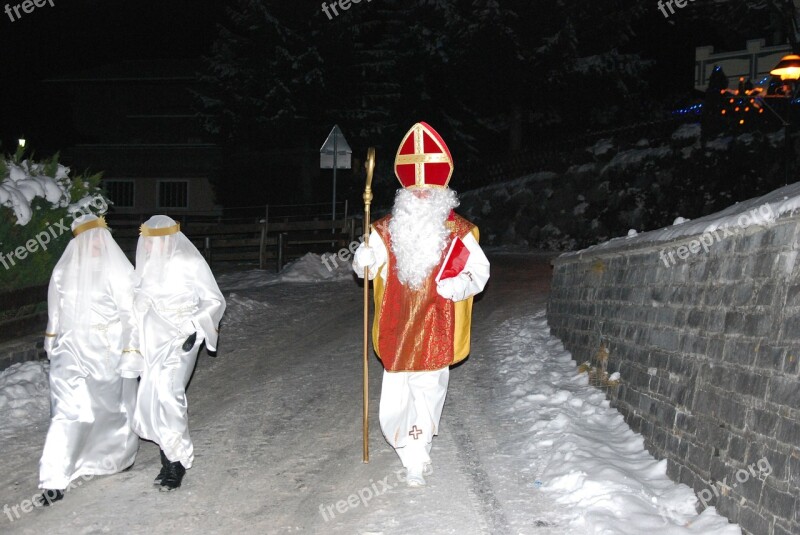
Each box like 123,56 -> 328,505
547,183 -> 800,535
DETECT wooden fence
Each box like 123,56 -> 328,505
110,215 -> 361,272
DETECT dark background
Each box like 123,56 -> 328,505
0,0 -> 787,206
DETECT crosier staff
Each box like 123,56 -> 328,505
362,147 -> 375,463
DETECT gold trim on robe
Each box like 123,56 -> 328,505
371,213 -> 478,372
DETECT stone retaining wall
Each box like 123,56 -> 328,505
547,210 -> 800,535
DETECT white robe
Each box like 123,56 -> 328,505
39,253 -> 139,490
132,250 -> 225,468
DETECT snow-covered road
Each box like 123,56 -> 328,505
0,253 -> 739,534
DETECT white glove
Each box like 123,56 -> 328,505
354,245 -> 377,271
436,273 -> 471,302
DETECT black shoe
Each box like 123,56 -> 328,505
159,461 -> 186,492
34,489 -> 64,507
153,449 -> 169,485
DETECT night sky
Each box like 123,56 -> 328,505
0,0 -> 221,151
0,0 -> 765,159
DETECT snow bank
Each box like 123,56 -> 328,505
217,253 -> 354,291
278,252 -> 355,283
496,312 -> 740,534
0,361 -> 49,437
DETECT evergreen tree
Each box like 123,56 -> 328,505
197,0 -> 324,148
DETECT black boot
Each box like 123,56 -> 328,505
159,460 -> 186,492
34,489 -> 64,507
153,449 -> 169,485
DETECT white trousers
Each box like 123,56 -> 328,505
379,367 -> 449,469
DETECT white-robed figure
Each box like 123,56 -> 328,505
37,214 -> 141,506
353,122 -> 490,486
132,215 -> 225,491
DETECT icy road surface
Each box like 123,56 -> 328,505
0,253 -> 738,534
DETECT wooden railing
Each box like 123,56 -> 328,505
109,216 -> 360,272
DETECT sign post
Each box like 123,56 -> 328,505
320,125 -> 352,228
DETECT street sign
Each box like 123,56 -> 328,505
320,125 -> 352,232
320,125 -> 352,169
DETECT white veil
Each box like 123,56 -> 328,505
51,214 -> 135,334
135,215 -> 206,288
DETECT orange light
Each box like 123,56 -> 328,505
721,110 -> 727,115
759,109 -> 764,113
729,99 -> 734,104
735,107 -> 740,111
745,107 -> 750,112
739,119 -> 745,124
771,54 -> 800,81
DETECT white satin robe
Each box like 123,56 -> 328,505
132,251 -> 225,468
39,266 -> 139,490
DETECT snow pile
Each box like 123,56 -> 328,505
278,252 -> 354,283
589,138 -> 614,157
495,312 -> 740,534
603,145 -> 671,171
0,360 -> 50,437
671,123 -> 701,141
705,136 -> 733,152
0,159 -> 70,225
217,253 -> 354,291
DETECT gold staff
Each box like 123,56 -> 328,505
362,147 -> 375,463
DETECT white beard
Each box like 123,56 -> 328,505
389,187 -> 460,290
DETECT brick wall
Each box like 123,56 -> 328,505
547,212 -> 800,535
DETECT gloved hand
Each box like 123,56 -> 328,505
436,272 -> 472,302
182,332 -> 197,352
354,245 -> 377,271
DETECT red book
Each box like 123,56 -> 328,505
436,237 -> 470,282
